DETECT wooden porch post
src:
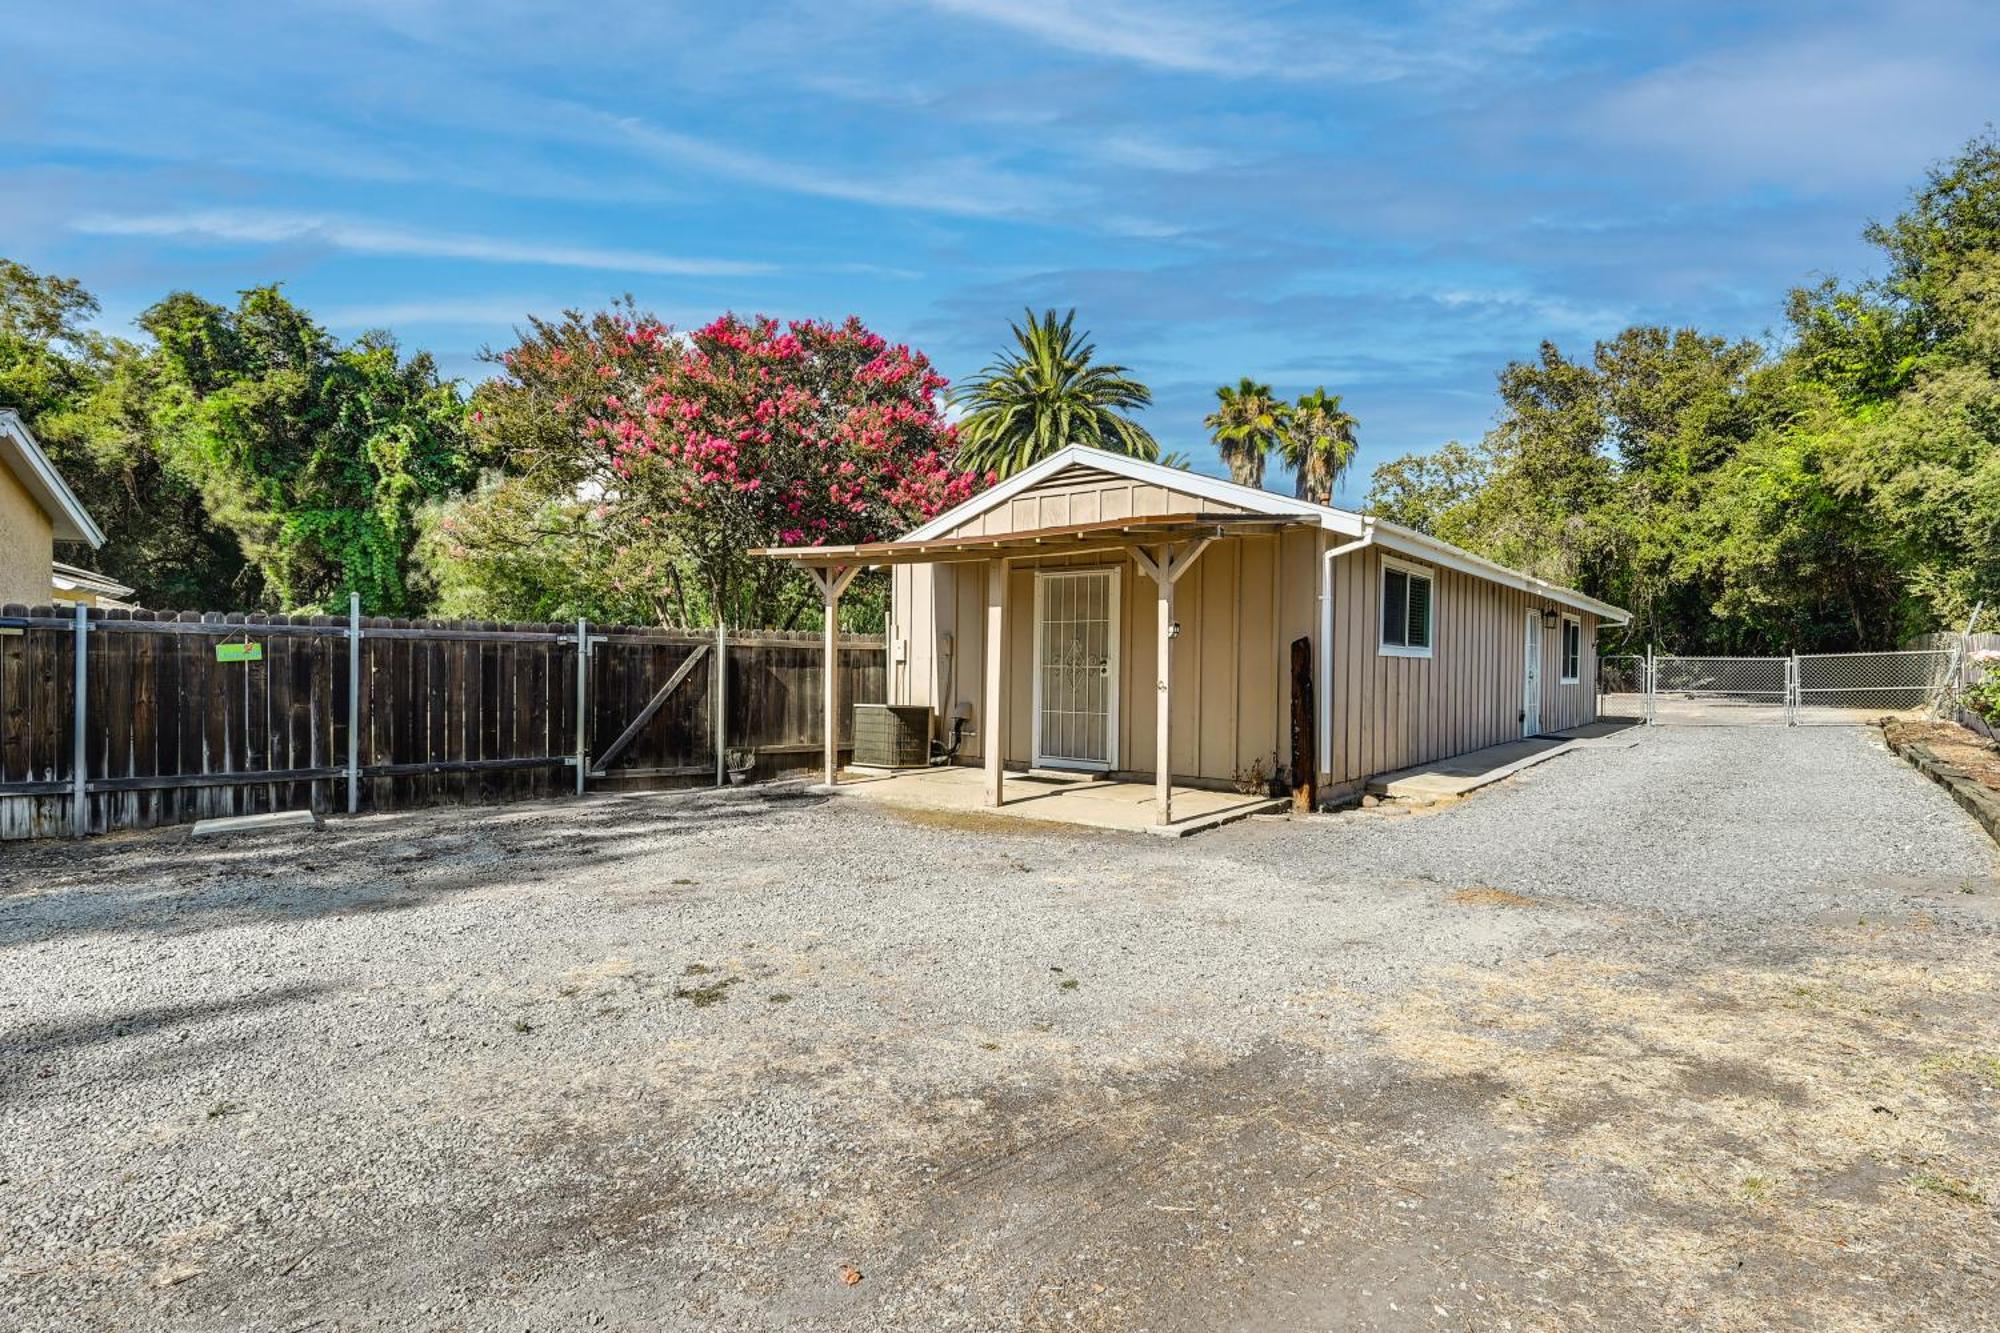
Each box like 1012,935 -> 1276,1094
1154,564 -> 1174,825
984,557 -> 1009,806
811,564 -> 859,787
1131,538 -> 1214,828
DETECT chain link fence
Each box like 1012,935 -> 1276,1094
1600,645 -> 1968,727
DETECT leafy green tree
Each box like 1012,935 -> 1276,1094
428,306 -> 975,629
1362,134 -> 2000,653
1365,441 -> 1485,539
951,308 -> 1156,477
0,259 -> 248,608
1205,377 -> 1288,489
144,286 -> 475,613
1280,386 -> 1358,504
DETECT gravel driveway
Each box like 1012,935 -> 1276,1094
3,725 -> 1996,1331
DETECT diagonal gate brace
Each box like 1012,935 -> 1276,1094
589,643 -> 710,778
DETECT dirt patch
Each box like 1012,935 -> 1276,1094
1363,940 -> 2000,1330
1449,885 -> 1538,908
1884,718 -> 2000,791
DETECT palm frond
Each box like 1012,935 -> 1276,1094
950,308 -> 1157,477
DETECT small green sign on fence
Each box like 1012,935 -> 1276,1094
215,641 -> 264,663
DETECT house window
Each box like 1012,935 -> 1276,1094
1560,615 -> 1582,683
1380,560 -> 1434,658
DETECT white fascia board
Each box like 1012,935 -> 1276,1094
903,445 -> 1365,540
1367,518 -> 1631,624
0,411 -> 105,547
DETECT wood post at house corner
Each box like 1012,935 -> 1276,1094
1155,563 -> 1173,825
984,557 -> 1008,806
1290,635 -> 1316,814
811,563 -> 859,787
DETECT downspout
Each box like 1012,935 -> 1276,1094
1318,517 -> 1376,800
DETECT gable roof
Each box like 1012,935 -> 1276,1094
905,445 -> 1629,624
0,411 -> 104,547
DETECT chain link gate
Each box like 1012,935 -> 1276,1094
1794,649 -> 1956,723
1602,647 -> 1961,726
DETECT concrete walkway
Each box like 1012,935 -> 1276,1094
823,766 -> 1287,836
1365,720 -> 1641,801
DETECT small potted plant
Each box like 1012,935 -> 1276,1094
725,747 -> 757,785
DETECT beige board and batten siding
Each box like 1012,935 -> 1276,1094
888,459 -> 1603,793
890,463 -> 1315,786
935,462 -> 1251,537
1325,544 -> 1598,791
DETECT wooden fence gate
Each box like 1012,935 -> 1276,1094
0,599 -> 884,840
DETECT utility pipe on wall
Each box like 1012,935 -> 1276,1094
1317,518 -> 1376,800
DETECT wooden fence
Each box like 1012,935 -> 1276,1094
0,602 -> 885,840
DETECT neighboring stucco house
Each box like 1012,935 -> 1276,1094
0,410 -> 106,607
761,446 -> 1629,821
51,561 -> 135,609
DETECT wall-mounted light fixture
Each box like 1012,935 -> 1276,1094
1541,607 -> 1560,629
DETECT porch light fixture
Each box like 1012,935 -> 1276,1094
1542,607 -> 1560,629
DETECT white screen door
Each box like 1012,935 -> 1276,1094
1034,569 -> 1119,769
1522,610 -> 1542,737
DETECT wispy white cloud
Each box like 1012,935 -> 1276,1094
918,0 -> 1257,75
72,210 -> 774,277
313,296 -> 560,328
911,0 -> 1553,83
1586,17 -> 1999,189
592,111 -> 1055,221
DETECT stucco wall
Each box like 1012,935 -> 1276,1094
0,465 -> 55,607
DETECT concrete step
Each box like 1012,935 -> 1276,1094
1021,767 -> 1109,785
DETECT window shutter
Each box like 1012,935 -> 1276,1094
1406,575 -> 1432,649
1382,570 -> 1408,647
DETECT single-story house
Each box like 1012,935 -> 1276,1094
0,410 -> 105,608
757,445 -> 1630,822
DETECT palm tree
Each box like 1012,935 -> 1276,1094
951,309 -> 1157,477
1156,450 -> 1194,470
1281,387 -> 1360,505
1205,378 -> 1289,489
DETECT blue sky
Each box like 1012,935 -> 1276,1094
5,1 -> 1997,501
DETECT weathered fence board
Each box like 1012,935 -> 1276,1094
0,604 -> 885,840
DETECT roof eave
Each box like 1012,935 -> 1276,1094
0,411 -> 106,548
1367,519 -> 1631,624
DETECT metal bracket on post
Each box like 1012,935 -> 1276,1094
574,617 -> 590,796
347,593 -> 362,814
714,622 -> 727,787
71,602 -> 88,838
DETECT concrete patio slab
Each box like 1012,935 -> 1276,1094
1366,720 -> 1642,801
817,765 -> 1286,836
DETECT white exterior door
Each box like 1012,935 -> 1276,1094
1522,610 -> 1542,737
1033,569 -> 1119,769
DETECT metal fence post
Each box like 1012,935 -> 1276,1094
1644,644 -> 1655,725
346,593 -> 361,814
574,617 -> 589,796
714,622 -> 727,787
1788,651 -> 1798,725
71,602 -> 88,837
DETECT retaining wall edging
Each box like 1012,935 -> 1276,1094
1882,728 -> 2000,848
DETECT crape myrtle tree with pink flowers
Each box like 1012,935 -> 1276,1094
420,302 -> 985,629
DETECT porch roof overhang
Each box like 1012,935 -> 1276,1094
749,511 -> 1302,568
